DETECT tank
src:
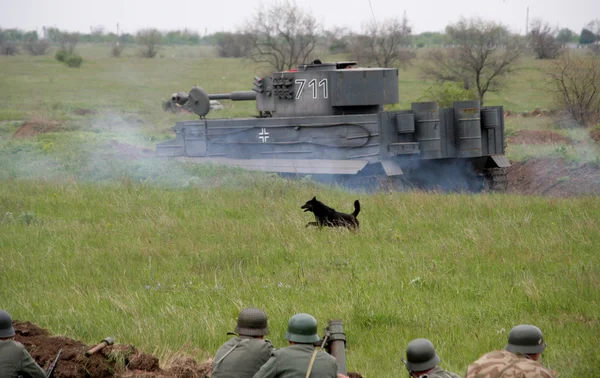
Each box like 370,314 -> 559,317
156,60 -> 509,192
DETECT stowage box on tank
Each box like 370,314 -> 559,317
156,61 -> 509,191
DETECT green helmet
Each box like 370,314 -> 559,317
234,308 -> 269,336
0,310 -> 15,338
284,313 -> 320,343
504,324 -> 546,354
404,338 -> 440,372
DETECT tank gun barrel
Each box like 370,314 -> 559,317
209,91 -> 256,101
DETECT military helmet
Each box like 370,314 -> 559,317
0,310 -> 15,338
504,324 -> 546,354
404,338 -> 441,372
284,313 -> 320,343
234,308 -> 269,336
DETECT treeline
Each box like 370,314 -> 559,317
0,23 -> 595,50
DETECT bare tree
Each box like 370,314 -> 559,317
347,13 -> 415,69
528,19 -> 560,59
419,17 -> 524,105
320,26 -> 351,55
136,28 -> 162,58
24,39 -> 50,56
215,32 -> 253,58
546,52 -> 600,127
242,0 -> 319,71
57,31 -> 79,54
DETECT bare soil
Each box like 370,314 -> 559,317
12,321 -> 364,378
507,130 -> 575,145
507,158 -> 600,196
13,120 -> 66,138
73,108 -> 97,116
13,321 -> 211,378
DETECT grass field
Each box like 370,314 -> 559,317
1,44 -> 599,377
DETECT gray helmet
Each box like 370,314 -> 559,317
0,310 -> 15,338
404,338 -> 440,372
284,313 -> 320,344
234,308 -> 269,336
505,324 -> 546,354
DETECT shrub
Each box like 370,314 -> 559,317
0,41 -> 19,55
55,49 -> 68,62
65,54 -> 83,68
419,81 -> 478,107
111,44 -> 125,57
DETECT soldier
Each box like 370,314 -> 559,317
0,310 -> 46,378
402,338 -> 462,378
252,313 -> 339,378
211,308 -> 274,378
465,324 -> 556,377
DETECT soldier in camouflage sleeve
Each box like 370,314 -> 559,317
211,308 -> 274,378
465,324 -> 556,378
402,338 -> 462,378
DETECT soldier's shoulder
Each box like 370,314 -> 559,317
466,350 -> 555,378
3,339 -> 26,350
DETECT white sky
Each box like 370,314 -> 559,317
1,0 -> 598,36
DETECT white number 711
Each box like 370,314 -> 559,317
295,79 -> 328,99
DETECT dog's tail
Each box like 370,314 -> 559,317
352,200 -> 360,217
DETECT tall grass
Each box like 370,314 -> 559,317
1,176 -> 598,376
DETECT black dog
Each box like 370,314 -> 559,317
301,196 -> 360,229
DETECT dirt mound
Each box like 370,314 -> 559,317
12,321 -> 212,377
507,158 -> 600,196
73,108 -> 97,116
13,120 -> 65,138
107,139 -> 154,159
507,130 -> 575,145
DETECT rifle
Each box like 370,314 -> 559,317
46,348 -> 62,378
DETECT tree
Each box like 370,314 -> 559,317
242,0 -> 319,71
546,52 -> 600,127
419,17 -> 524,105
136,28 -> 162,58
347,12 -> 416,69
215,32 -> 253,58
580,28 -> 596,44
528,19 -> 560,59
556,28 -> 576,44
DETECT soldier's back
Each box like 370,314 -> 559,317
465,350 -> 555,378
0,339 -> 46,378
211,336 -> 274,378
252,344 -> 338,378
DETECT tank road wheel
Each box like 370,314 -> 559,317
483,167 -> 508,192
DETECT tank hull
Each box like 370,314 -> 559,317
156,104 -> 510,192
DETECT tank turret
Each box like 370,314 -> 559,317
166,61 -> 399,119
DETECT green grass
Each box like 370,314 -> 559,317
1,44 -> 599,377
0,177 -> 598,376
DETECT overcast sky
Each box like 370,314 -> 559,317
1,0 -> 598,36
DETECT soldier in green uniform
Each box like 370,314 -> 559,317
465,324 -> 556,378
211,308 -> 275,378
402,338 -> 462,378
0,310 -> 47,378
252,313 -> 339,378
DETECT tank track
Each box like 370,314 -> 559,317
483,167 -> 508,192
